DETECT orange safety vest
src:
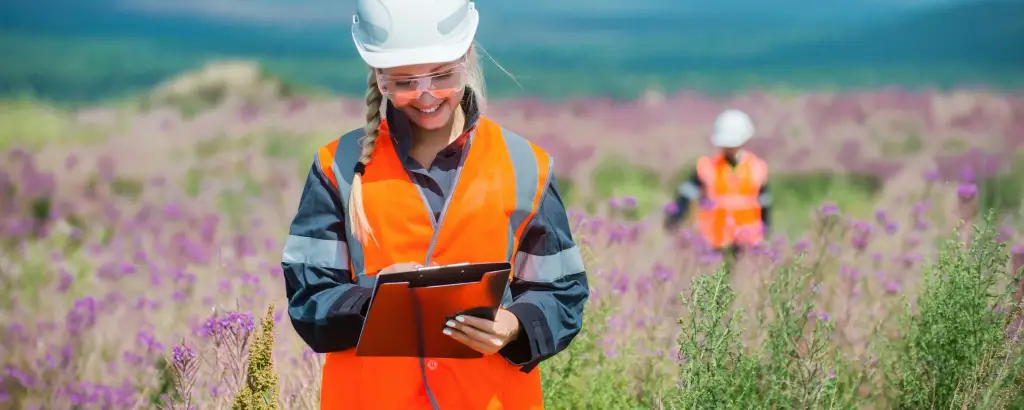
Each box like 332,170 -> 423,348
695,151 -> 768,249
314,116 -> 550,410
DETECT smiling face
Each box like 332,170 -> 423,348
376,58 -> 469,131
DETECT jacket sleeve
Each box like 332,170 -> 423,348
281,160 -> 373,353
499,180 -> 590,372
758,181 -> 772,231
665,168 -> 703,228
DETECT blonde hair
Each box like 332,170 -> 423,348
348,44 -> 490,245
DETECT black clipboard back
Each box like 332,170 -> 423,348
355,262 -> 511,359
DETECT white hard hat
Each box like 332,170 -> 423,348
352,0 -> 480,69
711,109 -> 755,148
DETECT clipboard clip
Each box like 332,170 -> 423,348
416,262 -> 470,271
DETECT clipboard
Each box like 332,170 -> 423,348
355,262 -> 512,359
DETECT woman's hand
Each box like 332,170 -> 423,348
443,309 -> 522,355
377,262 -> 423,275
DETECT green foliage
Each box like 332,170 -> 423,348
668,261 -> 864,409
756,259 -> 860,409
590,156 -> 663,218
978,154 -> 1024,217
884,212 -> 1024,409
0,98 -> 70,148
878,133 -> 924,157
0,98 -> 112,148
670,268 -> 760,408
141,83 -> 227,118
151,357 -> 178,406
541,237 -> 652,408
262,132 -> 332,162
540,299 -> 649,409
771,172 -> 881,236
553,177 -> 577,207
232,304 -> 280,410
110,177 -> 145,200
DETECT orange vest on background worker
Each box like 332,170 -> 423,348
315,117 -> 549,410
695,151 -> 768,249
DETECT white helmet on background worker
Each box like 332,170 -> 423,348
711,109 -> 755,148
352,0 -> 480,69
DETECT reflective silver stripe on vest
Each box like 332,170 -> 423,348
678,181 -> 701,200
500,128 -> 548,259
326,129 -> 369,284
281,235 -> 350,270
498,128 -> 549,307
513,245 -> 584,283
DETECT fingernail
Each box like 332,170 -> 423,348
442,328 -> 452,336
446,320 -> 457,327
492,339 -> 502,346
455,316 -> 465,322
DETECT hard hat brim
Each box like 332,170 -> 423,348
352,9 -> 479,69
711,131 -> 752,148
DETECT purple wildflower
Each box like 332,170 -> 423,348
662,201 -> 679,215
884,280 -> 901,294
960,168 -> 975,183
607,197 -> 622,209
794,239 -> 810,253
957,183 -> 977,200
653,264 -> 672,282
170,341 -> 199,409
850,219 -> 872,251
612,272 -> 630,294
67,297 -> 98,336
819,203 -> 840,215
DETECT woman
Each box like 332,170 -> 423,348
280,1 -> 590,409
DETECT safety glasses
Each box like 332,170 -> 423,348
377,63 -> 469,106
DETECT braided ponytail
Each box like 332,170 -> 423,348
349,69 -> 383,245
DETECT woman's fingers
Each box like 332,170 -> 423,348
446,318 -> 502,347
450,314 -> 498,334
443,326 -> 495,354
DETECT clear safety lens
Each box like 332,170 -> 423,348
377,64 -> 468,106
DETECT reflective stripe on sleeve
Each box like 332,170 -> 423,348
281,235 -> 350,270
513,245 -> 585,282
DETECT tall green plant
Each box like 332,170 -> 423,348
670,268 -> 760,409
885,212 -> 1024,409
232,304 -> 280,410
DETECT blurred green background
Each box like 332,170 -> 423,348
2,0 -> 1023,102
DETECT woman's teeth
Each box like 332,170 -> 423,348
418,105 -> 440,114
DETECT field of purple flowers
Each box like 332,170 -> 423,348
2,77 -> 1024,408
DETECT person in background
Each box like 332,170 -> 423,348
664,109 -> 771,260
280,0 -> 589,409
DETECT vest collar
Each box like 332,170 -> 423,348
714,150 -> 746,167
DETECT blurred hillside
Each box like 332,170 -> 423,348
0,0 -> 1022,102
